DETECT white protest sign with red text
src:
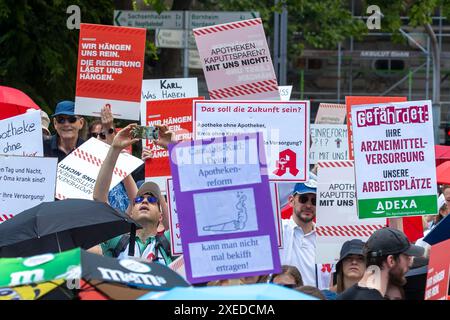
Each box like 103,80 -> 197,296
144,97 -> 203,192
194,100 -> 310,182
75,23 -> 146,120
316,161 -> 386,264
55,138 -> 143,200
351,100 -> 437,219
194,18 -> 279,100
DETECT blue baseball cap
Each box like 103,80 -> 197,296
292,179 -> 317,195
52,101 -> 75,117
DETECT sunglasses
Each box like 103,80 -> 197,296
55,116 -> 79,124
297,194 -> 316,206
134,195 -> 158,204
91,132 -> 106,140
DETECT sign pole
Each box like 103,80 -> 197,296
183,11 -> 189,78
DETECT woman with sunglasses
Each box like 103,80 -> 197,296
43,101 -> 85,162
92,123 -> 176,264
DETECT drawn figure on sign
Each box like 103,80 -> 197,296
202,191 -> 248,232
335,138 -> 342,148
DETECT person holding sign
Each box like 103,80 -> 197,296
43,101 -> 85,162
278,180 -> 332,290
92,124 -> 175,264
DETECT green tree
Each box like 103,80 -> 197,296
0,0 -> 113,114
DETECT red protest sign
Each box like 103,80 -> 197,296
425,238 -> 450,300
345,96 -> 406,160
75,23 -> 146,120
144,97 -> 204,192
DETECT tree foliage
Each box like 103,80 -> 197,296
0,0 -> 113,114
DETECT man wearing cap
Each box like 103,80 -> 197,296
43,101 -> 85,162
337,227 -> 424,300
92,124 -> 175,264
278,180 -> 332,289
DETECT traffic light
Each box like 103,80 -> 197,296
445,127 -> 450,145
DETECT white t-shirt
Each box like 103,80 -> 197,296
279,218 -> 332,290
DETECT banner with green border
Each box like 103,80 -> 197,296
357,194 -> 438,219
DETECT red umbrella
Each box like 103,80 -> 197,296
435,145 -> 450,167
0,86 -> 40,120
436,161 -> 450,185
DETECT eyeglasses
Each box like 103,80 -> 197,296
298,194 -> 316,206
55,116 -> 79,124
91,132 -> 106,140
134,195 -> 158,204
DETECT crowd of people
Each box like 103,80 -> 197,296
31,99 -> 448,300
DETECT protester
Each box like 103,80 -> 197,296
92,124 -> 174,264
40,110 -> 51,139
332,239 -> 366,294
278,180 -> 331,289
295,286 -> 326,300
337,227 -> 424,300
43,100 -> 85,162
385,283 -> 405,300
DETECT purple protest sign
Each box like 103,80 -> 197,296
169,132 -> 281,284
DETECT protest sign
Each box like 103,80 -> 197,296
0,111 -> 42,157
0,155 -> 57,223
140,78 -> 198,126
351,100 -> 437,219
279,86 -> 293,101
194,100 -> 310,182
346,96 -> 406,160
144,97 -> 203,192
167,178 -> 283,256
425,238 -> 450,300
315,103 -> 347,124
309,124 -> 348,164
75,23 -> 146,120
193,18 -> 279,100
55,138 -> 143,200
169,132 -> 281,283
315,161 -> 386,263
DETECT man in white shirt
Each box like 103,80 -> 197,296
279,179 -> 331,289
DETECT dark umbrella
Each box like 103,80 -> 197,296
0,199 -> 140,258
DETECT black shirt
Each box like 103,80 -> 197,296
43,134 -> 84,162
336,284 -> 385,300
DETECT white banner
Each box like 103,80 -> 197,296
140,77 -> 198,127
316,161 -> 386,264
309,124 -> 348,164
0,110 -> 43,157
0,155 -> 57,223
55,138 -> 143,200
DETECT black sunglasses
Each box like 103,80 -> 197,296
55,116 -> 79,124
298,194 -> 316,206
91,132 -> 106,139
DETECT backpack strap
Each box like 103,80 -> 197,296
154,234 -> 173,263
112,234 -> 130,258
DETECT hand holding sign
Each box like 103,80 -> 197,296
154,124 -> 176,149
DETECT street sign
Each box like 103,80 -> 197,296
114,10 -> 184,29
155,29 -> 197,49
188,11 -> 260,29
155,29 -> 185,48
189,50 -> 202,69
